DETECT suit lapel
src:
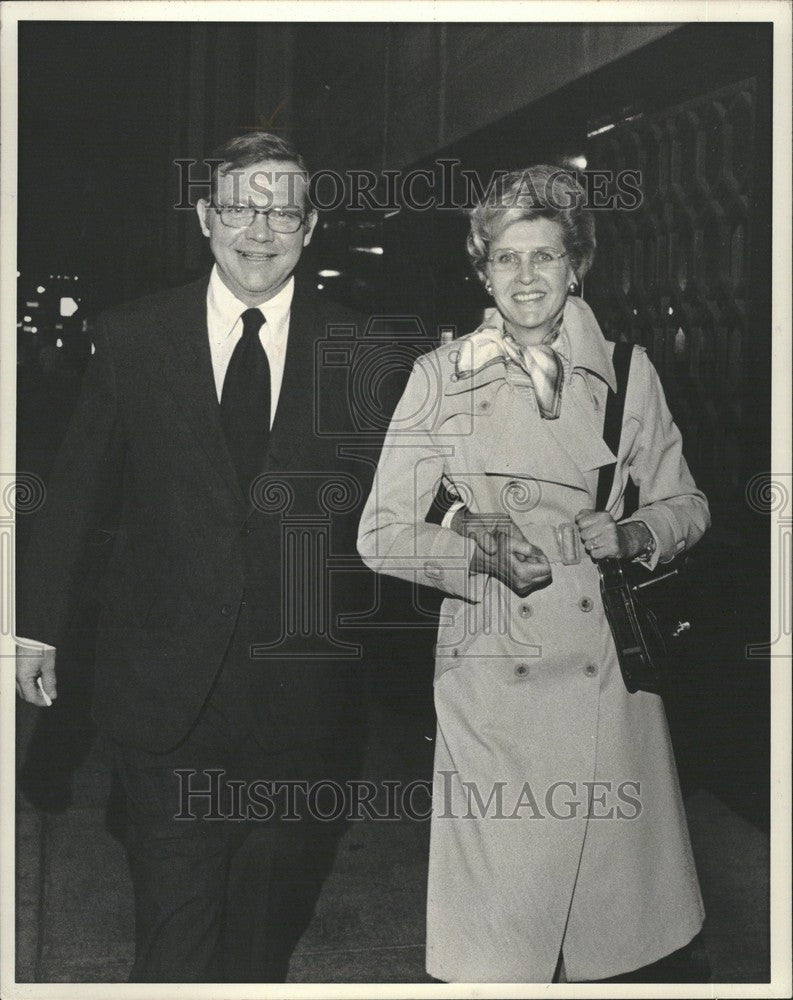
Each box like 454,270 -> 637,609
156,278 -> 245,504
264,284 -> 317,473
156,279 -> 323,513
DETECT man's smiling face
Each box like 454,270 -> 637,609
197,159 -> 317,306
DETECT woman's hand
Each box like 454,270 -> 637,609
453,512 -> 552,596
575,509 -> 652,560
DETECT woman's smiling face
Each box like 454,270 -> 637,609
485,215 -> 575,345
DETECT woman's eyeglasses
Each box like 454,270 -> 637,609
487,247 -> 568,273
212,204 -> 305,232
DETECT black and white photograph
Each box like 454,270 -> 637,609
1,2 -> 790,996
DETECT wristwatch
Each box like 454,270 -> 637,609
633,522 -> 656,561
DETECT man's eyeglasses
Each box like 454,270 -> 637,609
487,247 -> 568,273
212,204 -> 306,233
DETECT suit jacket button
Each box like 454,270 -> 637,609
515,663 -> 530,678
518,604 -> 532,618
584,663 -> 599,677
579,597 -> 594,612
221,604 -> 232,617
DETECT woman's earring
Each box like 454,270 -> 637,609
485,283 -> 493,295
568,282 -> 578,293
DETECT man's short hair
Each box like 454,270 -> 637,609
208,131 -> 310,204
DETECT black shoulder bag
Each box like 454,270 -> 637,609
597,342 -> 693,695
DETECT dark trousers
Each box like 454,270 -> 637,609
111,606 -> 363,983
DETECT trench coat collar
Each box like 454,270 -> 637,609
562,296 -> 617,393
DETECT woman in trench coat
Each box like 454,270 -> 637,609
357,165 -> 710,983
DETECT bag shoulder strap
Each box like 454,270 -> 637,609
596,341 -> 638,513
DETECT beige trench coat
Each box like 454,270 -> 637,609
358,297 -> 709,983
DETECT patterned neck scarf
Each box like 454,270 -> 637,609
501,317 -> 564,419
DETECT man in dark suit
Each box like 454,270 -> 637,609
16,132 -> 370,982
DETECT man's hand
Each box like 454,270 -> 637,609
452,512 -> 552,597
575,509 -> 652,561
16,644 -> 58,706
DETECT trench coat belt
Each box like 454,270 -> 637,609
511,523 -> 580,565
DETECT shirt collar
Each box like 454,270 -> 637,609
207,265 -> 295,340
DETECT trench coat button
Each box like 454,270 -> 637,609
220,604 -> 233,617
424,561 -> 443,581
451,648 -> 459,658
518,604 -> 532,618
584,663 -> 599,677
480,400 -> 490,411
450,372 -> 459,382
579,597 -> 594,612
515,663 -> 530,678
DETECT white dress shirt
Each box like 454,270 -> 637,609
207,265 -> 294,427
20,268 -> 296,656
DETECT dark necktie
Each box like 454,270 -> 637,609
220,308 -> 270,495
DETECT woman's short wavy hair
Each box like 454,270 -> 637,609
466,165 -> 596,282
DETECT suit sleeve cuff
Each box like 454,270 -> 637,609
16,636 -> 56,652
